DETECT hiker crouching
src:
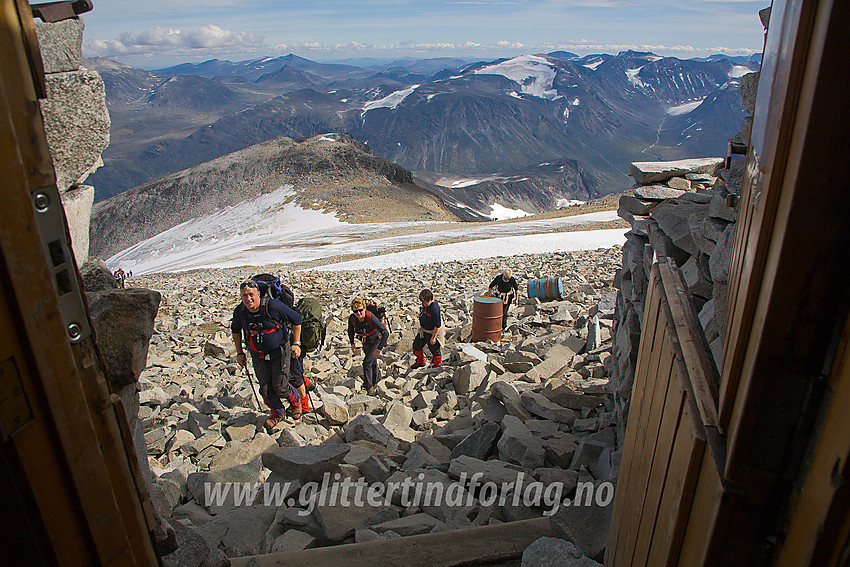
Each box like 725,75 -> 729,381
489,268 -> 520,329
231,279 -> 304,432
412,288 -> 444,368
348,297 -> 389,395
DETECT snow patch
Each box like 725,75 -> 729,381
361,85 -> 420,116
489,203 -> 532,220
666,98 -> 705,115
557,199 -> 586,208
582,59 -> 603,70
626,67 -> 646,88
474,55 -> 559,100
728,65 -> 750,78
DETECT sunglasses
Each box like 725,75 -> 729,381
353,308 -> 365,313
240,281 -> 259,290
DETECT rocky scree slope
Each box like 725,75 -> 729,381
133,249 -> 621,563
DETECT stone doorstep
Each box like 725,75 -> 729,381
229,517 -> 551,567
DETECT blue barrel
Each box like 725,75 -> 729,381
471,296 -> 503,342
527,277 -> 565,302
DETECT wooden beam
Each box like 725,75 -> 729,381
230,517 -> 551,567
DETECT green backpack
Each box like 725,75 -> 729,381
295,297 -> 326,353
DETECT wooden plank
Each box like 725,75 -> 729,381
676,445 -> 721,567
645,405 -> 705,567
616,335 -> 676,564
631,359 -> 687,566
231,517 -> 551,567
776,316 -> 850,567
657,262 -> 719,429
0,2 -> 155,564
612,290 -> 666,565
607,269 -> 664,563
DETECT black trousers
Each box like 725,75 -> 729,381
252,347 -> 291,415
413,331 -> 441,357
362,337 -> 381,389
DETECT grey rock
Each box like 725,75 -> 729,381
209,435 -> 277,471
709,223 -> 735,284
542,433 -> 579,468
448,455 -> 530,487
498,415 -> 545,469
35,18 -> 84,73
60,185 -> 95,264
312,489 -> 384,541
491,381 -> 532,420
262,444 -> 351,482
40,70 -> 110,191
618,195 -> 657,216
550,484 -> 614,562
80,258 -> 119,291
520,392 -> 577,424
320,392 -> 349,425
630,158 -> 724,185
452,360 -> 488,394
86,288 -> 161,388
344,413 -> 393,445
450,421 -> 501,460
271,529 -> 316,553
633,185 -> 685,200
372,513 -> 442,536
522,537 -> 601,567
667,177 -> 692,191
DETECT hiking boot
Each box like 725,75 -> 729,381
430,355 -> 442,368
264,413 -> 285,433
367,386 -> 377,396
286,404 -> 302,420
300,395 -> 310,414
412,349 -> 426,368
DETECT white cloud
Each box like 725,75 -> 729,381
86,24 -> 264,57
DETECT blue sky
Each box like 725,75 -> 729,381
82,0 -> 768,69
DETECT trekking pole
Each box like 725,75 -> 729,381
242,362 -> 262,410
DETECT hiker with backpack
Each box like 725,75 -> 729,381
348,297 -> 389,395
231,278 -> 304,432
489,268 -> 520,329
412,288 -> 445,368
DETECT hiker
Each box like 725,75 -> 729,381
412,288 -> 445,368
231,279 -> 304,432
488,268 -> 520,329
114,268 -> 126,288
348,297 -> 389,395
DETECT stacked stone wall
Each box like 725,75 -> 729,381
609,70 -> 759,437
35,16 -> 109,266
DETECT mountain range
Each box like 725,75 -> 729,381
86,50 -> 758,214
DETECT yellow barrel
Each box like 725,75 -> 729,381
471,295 -> 504,342
527,277 -> 564,302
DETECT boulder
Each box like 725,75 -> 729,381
344,413 -> 393,445
450,421 -> 501,461
630,158 -> 724,185
497,416 -> 545,469
262,444 -> 351,482
86,288 -> 161,388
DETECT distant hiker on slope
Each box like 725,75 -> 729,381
412,288 -> 445,368
231,279 -> 304,432
348,297 -> 389,395
489,268 -> 520,329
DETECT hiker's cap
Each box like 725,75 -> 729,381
503,268 -> 512,279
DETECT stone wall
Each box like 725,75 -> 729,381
35,16 -> 109,266
609,70 -> 758,435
